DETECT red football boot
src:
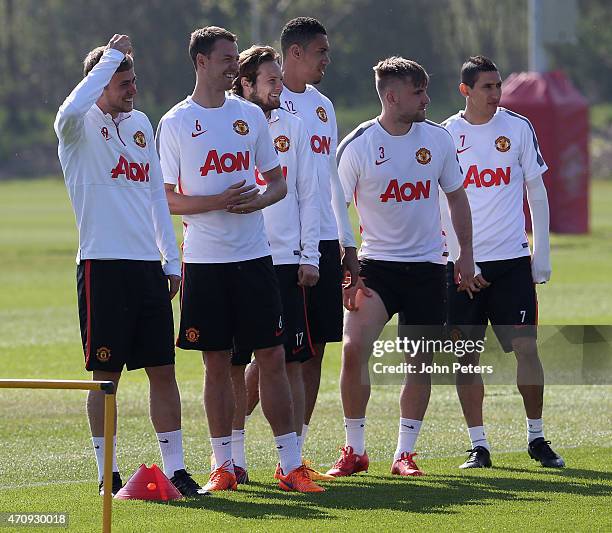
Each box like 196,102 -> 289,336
326,446 -> 369,477
391,452 -> 424,476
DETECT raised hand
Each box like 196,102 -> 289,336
107,34 -> 133,56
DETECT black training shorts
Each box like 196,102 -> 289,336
359,259 -> 446,333
77,259 -> 175,372
306,240 -> 343,344
231,264 -> 314,365
177,256 -> 284,352
446,256 -> 538,353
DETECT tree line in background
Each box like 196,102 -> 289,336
0,0 -> 609,177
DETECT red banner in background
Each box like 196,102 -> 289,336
501,71 -> 590,234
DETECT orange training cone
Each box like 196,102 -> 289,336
114,464 -> 183,501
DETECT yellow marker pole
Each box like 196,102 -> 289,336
102,391 -> 115,533
0,379 -> 112,391
0,379 -> 115,533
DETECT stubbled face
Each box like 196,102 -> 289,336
247,60 -> 283,114
464,70 -> 502,115
393,78 -> 430,124
200,38 -> 239,90
103,67 -> 137,115
300,33 -> 331,84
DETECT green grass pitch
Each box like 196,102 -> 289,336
0,178 -> 610,532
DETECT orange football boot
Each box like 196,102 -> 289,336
302,459 -> 337,481
277,464 -> 325,492
203,460 -> 238,491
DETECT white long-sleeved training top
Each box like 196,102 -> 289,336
280,84 -> 356,248
256,108 -> 320,267
54,48 -> 180,276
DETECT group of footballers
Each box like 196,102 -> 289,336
54,16 -> 565,498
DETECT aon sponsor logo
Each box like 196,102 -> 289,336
200,150 -> 250,177
463,165 -> 511,188
310,135 -> 331,155
110,155 -> 150,182
380,179 -> 431,202
255,166 -> 288,186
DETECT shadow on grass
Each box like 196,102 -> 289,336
151,465 -> 612,520
494,466 -> 612,482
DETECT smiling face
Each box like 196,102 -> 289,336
245,60 -> 283,114
198,38 -> 240,91
101,66 -> 137,116
462,70 -> 502,117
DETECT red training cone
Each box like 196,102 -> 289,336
114,464 -> 183,501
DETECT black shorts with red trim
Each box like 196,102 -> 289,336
77,260 -> 175,372
306,239 -> 343,344
177,256 -> 285,352
231,264 -> 314,365
360,259 -> 446,333
446,256 -> 537,353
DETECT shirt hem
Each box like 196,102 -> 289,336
474,249 -> 531,262
182,252 -> 270,263
358,253 -> 447,265
77,252 -> 163,263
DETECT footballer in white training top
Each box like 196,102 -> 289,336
338,117 -> 463,264
157,93 -> 279,263
440,55 -> 564,471
441,106 -> 547,263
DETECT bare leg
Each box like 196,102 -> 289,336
244,361 -> 260,416
88,370 -> 121,437
399,350 -> 434,421
286,361 -> 305,435
513,337 -> 544,419
145,364 -> 181,432
455,352 -> 485,427
231,364 -> 247,430
202,351 -> 234,437
341,290 -> 389,418
254,345 -> 294,436
302,344 -> 323,425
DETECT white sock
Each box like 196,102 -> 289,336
301,423 -> 309,450
92,436 -> 118,482
231,429 -> 246,469
274,432 -> 301,474
344,417 -> 366,455
527,418 -> 544,443
210,436 -> 234,473
297,432 -> 304,458
468,426 -> 490,451
157,429 -> 185,478
394,418 -> 422,460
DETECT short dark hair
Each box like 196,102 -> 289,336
461,55 -> 498,87
232,45 -> 280,97
280,17 -> 326,55
373,56 -> 429,94
189,26 -> 237,69
83,46 -> 133,77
